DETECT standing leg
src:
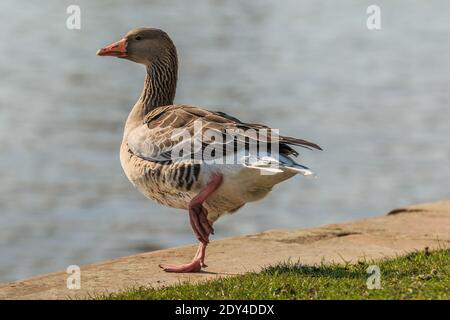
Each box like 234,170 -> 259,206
158,242 -> 206,273
159,174 -> 222,273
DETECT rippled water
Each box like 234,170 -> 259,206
0,0 -> 449,282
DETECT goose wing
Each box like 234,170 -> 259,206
126,104 -> 321,163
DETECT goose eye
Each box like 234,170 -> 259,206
135,36 -> 142,41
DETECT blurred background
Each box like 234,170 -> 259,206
0,0 -> 449,283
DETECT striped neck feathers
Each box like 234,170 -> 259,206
140,51 -> 178,114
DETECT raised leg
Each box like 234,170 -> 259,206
188,174 -> 222,244
159,174 -> 222,273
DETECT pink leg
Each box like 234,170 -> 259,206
158,242 -> 207,272
188,174 -> 222,244
159,174 -> 222,273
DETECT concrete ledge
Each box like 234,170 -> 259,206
1,200 -> 449,299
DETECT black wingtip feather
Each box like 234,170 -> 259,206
281,136 -> 323,151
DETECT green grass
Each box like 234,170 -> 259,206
99,249 -> 449,300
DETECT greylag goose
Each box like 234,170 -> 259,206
97,28 -> 321,273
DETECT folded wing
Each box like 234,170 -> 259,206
126,105 -> 321,163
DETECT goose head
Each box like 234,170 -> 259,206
97,27 -> 177,67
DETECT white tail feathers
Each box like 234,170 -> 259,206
242,155 -> 315,177
284,164 -> 315,176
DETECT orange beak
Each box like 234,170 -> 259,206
96,38 -> 128,58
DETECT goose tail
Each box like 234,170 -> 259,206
242,154 -> 315,177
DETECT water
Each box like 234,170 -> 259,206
0,0 -> 449,283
